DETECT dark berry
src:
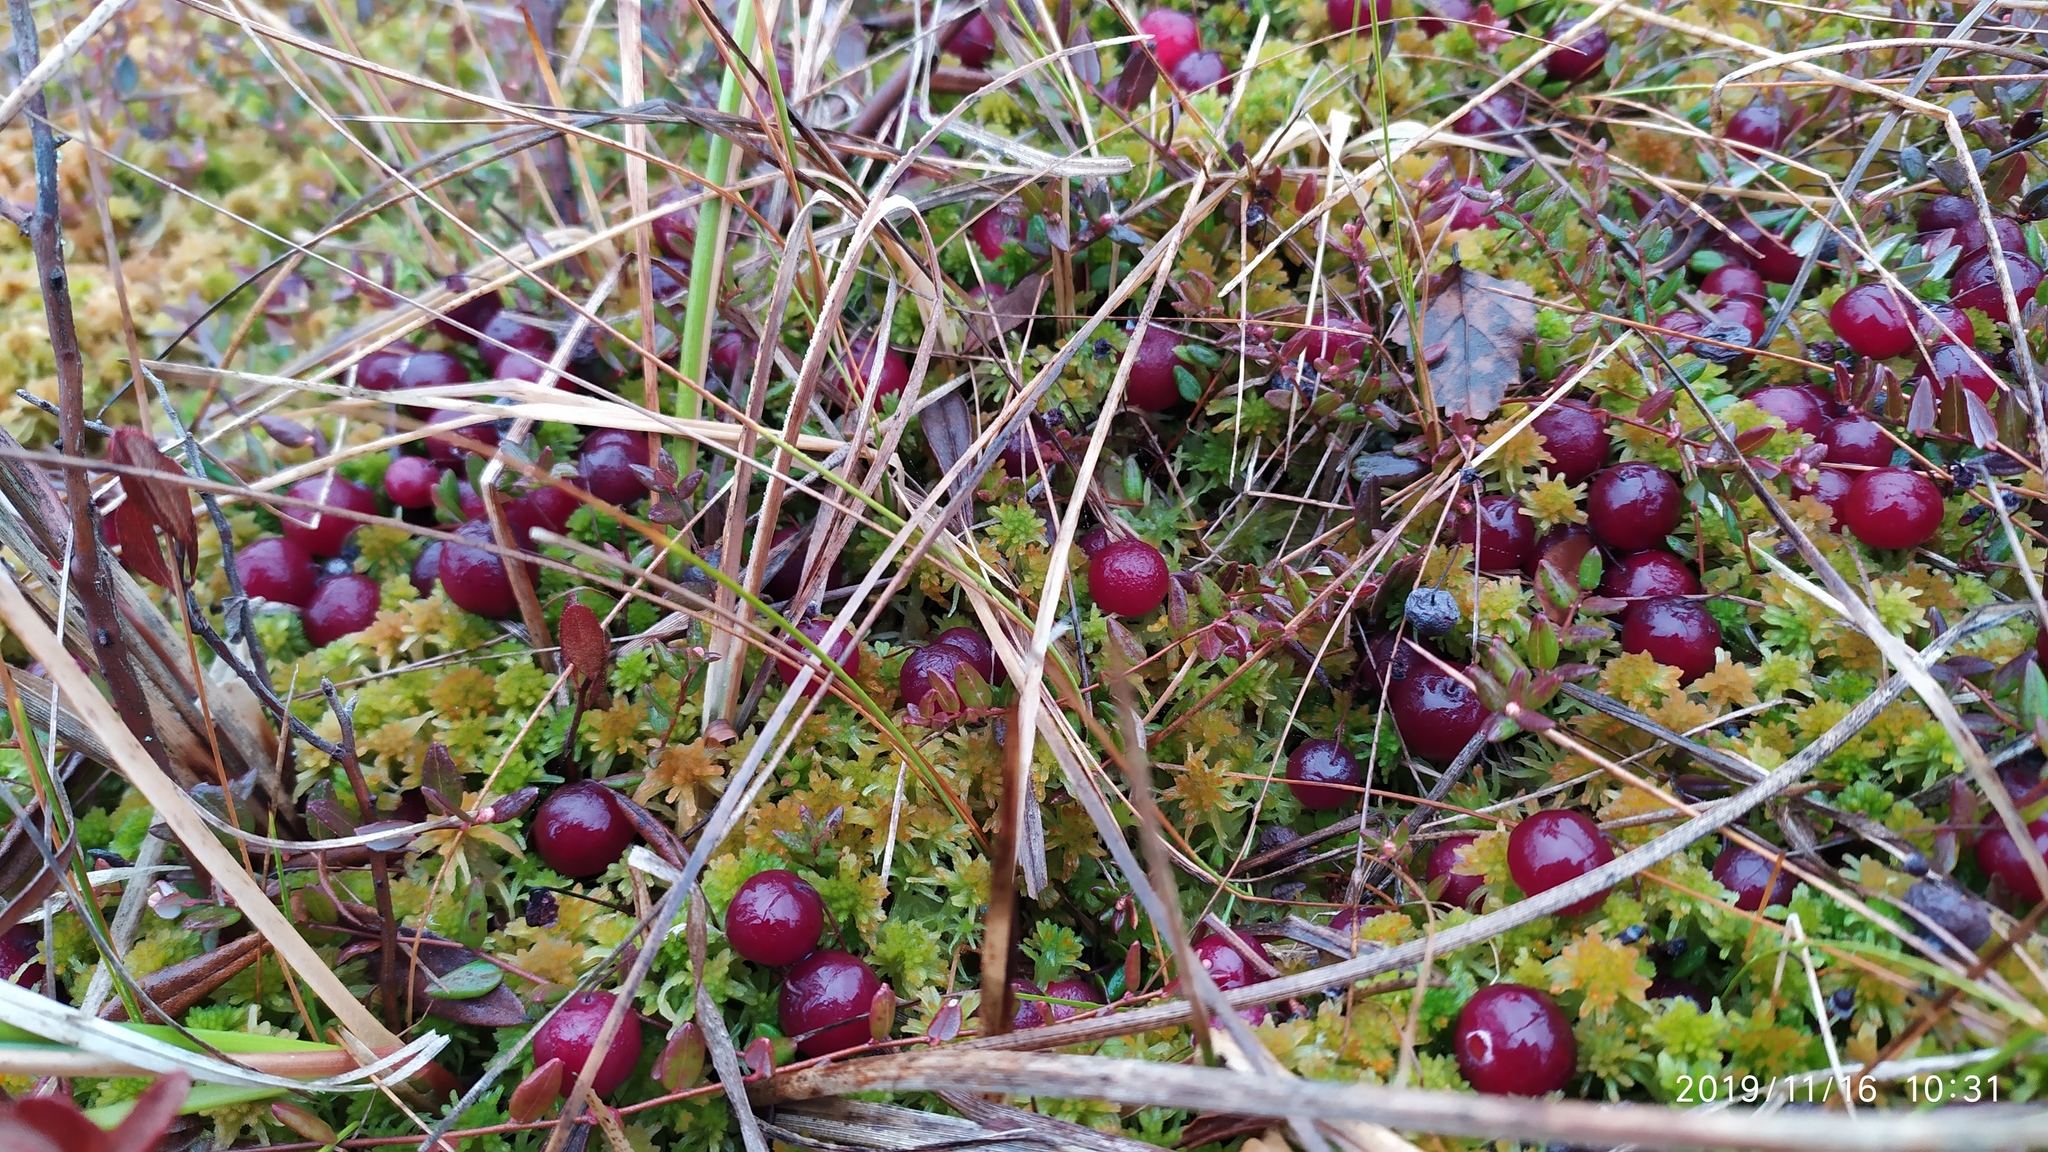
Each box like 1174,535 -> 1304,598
425,408 -> 500,464
579,429 -> 651,506
1714,296 -> 1766,346
763,524 -> 845,601
1599,550 -> 1700,600
899,643 -> 971,710
411,541 -> 441,596
934,626 -> 1003,684
1010,979 -> 1050,1029
1389,663 -> 1492,762
776,619 -> 860,696
398,349 -> 472,390
1360,631 -> 1415,691
1188,932 -> 1276,1021
1712,219 -> 1800,283
1924,342 -> 1998,402
1526,523 -> 1594,579
1917,300 -> 1975,346
455,480 -> 488,523
534,991 -> 644,1098
1077,525 -> 1114,558
1645,975 -> 1709,1009
478,311 -> 555,375
1586,463 -> 1682,552
1000,416 -> 1060,478
439,519 -> 521,618
837,337 -> 910,399
1819,417 -> 1893,468
1917,194 -> 1977,234
1435,180 -> 1494,231
1619,596 -> 1722,683
516,481 -> 581,537
1285,738 -> 1360,811
727,869 -> 827,966
709,331 -> 755,383
1168,50 -> 1228,94
1953,250 -> 2044,322
944,10 -> 997,67
1455,494 -> 1536,575
282,476 -> 377,558
1508,809 -> 1613,915
1088,538 -> 1170,617
1453,94 -> 1525,137
1955,214 -> 2026,260
1416,0 -> 1474,35
1327,0 -> 1391,33
1840,467 -> 1943,550
304,574 -> 380,647
1810,467 -> 1855,526
1744,385 -> 1826,437
1700,264 -> 1765,301
1455,984 -> 1576,1096
1427,833 -> 1484,909
1127,325 -> 1190,411
1542,20 -> 1607,85
533,781 -> 637,878
433,275 -> 502,343
358,341 -> 416,391
1712,843 -> 1795,911
1137,8 -> 1200,71
234,537 -> 318,608
1975,819 -> 2048,903
0,924 -> 44,988
969,204 -> 1023,260
1902,879 -> 1990,950
384,455 -> 441,509
1042,977 -> 1104,1022
650,192 -> 696,260
1724,103 -> 1785,154
1828,285 -> 1914,360
779,950 -> 883,1056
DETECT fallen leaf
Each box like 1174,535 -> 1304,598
1398,265 -> 1536,419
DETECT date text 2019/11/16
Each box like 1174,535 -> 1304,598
1671,1073 -> 2000,1104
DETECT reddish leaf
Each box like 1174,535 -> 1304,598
1112,52 -> 1158,110
1295,173 -> 1319,214
558,602 -> 610,689
107,497 -> 173,589
925,998 -> 963,1042
106,1072 -> 190,1152
422,743 -> 462,805
510,1058 -> 564,1121
742,1035 -> 776,1077
1395,266 -> 1537,419
270,1103 -> 336,1145
655,1023 -> 706,1091
106,427 -> 196,570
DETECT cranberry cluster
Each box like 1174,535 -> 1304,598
720,869 -> 889,1057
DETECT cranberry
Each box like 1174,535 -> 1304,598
1922,342 -> 1998,403
1712,219 -> 1801,283
1168,50 -> 1228,94
1917,300 -> 1975,346
1586,464 -> 1682,552
1724,103 -> 1785,154
763,524 -> 845,601
1435,180 -> 1494,231
1427,833 -> 1484,909
281,476 -> 377,558
1712,842 -> 1795,911
1454,94 -> 1525,137
969,205 -> 1023,259
533,781 -> 637,878
234,537 -> 318,607
1530,404 -> 1610,484
709,331 -> 754,383
1542,20 -> 1607,84
1278,314 -> 1370,376
1526,523 -> 1594,579
398,350 -> 472,391
454,481 -> 488,523
1327,0 -> 1391,33
425,408 -> 500,464
439,519 -> 521,618
899,643 -> 972,710
1953,250 -> 2044,322
1010,979 -> 1050,1029
516,482 -> 581,537
1700,264 -> 1766,301
1088,538 -> 1170,617
1975,819 -> 2048,903
1416,0 -> 1474,35
944,10 -> 997,67
1599,550 -> 1699,600
1955,215 -> 2026,260
935,626 -> 1003,685
1126,325 -> 1190,411
1828,285 -> 1914,360
0,924 -> 43,988
1077,525 -> 1114,558
411,541 -> 441,596
1840,467 -> 1943,550
358,341 -> 416,391
433,275 -> 502,344
779,950 -> 883,1056
1507,809 -> 1613,915
1454,494 -> 1536,575
1810,467 -> 1854,525
776,619 -> 860,696
1286,738 -> 1361,811
1818,417 -> 1892,468
1918,194 -> 1977,234
578,430 -> 650,507
1455,985 -> 1576,1096
304,573 -> 380,646
1000,417 -> 1060,478
478,312 -> 555,374
1903,879 -> 1990,950
727,869 -> 827,966
650,191 -> 696,260
1619,596 -> 1721,683
384,456 -> 441,509
1714,296 -> 1767,345
1137,9 -> 1200,71
1042,976 -> 1104,1022
1187,931 -> 1275,1021
837,336 -> 910,399
1389,664 -> 1492,762
533,991 -> 644,1098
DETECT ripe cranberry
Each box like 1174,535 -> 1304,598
1979,819 -> 2048,903
398,350 -> 472,391
1526,523 -> 1594,581
1278,314 -> 1370,375
1187,932 -> 1275,1020
384,455 -> 441,509
1530,403 -> 1610,484
411,541 -> 441,596
1077,525 -> 1114,558
709,331 -> 755,383
763,524 -> 845,601
1917,300 -> 1974,346
305,573 -> 380,646
1712,842 -> 1795,911
1810,467 -> 1854,525
1389,664 -> 1492,762
779,950 -> 883,1056
776,619 -> 861,695
533,991 -> 644,1098
1286,738 -> 1361,811
1918,194 -> 1977,234
234,537 -> 318,607
943,10 -> 997,67
1840,467 -> 1943,550
439,519 -> 521,618
1924,342 -> 1998,402
1724,103 -> 1784,154
1712,219 -> 1800,283
1416,0 -> 1474,35
534,781 -> 638,878
727,869 -> 827,966
1828,285 -> 1914,360
1542,20 -> 1607,84
1955,215 -> 2026,260
358,341 -> 416,391
1009,979 -> 1050,1029
1953,250 -> 2044,322
1427,833 -> 1484,909
1455,985 -> 1576,1096
1700,264 -> 1766,301
478,311 -> 555,374
1327,0 -> 1391,33
433,275 -> 502,343
1819,417 -> 1893,468
1042,976 -> 1104,1022
517,482 -> 582,537
1088,538 -> 1170,617
0,924 -> 43,988
1507,809 -> 1613,915
281,476 -> 377,558
1453,94 -> 1525,137
969,205 -> 1023,259
1744,385 -> 1826,439
1599,549 -> 1699,600
1000,417 -> 1061,478
1168,50 -> 1228,94
1137,9 -> 1200,71
1454,494 -> 1535,575
454,481 -> 488,522
935,626 -> 1003,685
1586,463 -> 1682,552
899,643 -> 971,710
1619,596 -> 1721,683
649,191 -> 696,260
578,430 -> 650,506
837,336 -> 910,399
1127,325 -> 1190,411
1714,296 -> 1766,345
1435,180 -> 1494,231
425,408 -> 500,464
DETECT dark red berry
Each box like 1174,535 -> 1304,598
1712,219 -> 1800,283
943,10 -> 996,66
779,950 -> 883,1056
934,626 -> 1003,685
899,643 -> 971,710
1077,525 -> 1114,558
1955,214 -> 2026,260
1137,8 -> 1200,71
1389,664 -> 1492,763
533,781 -> 637,878
425,408 -> 500,464
455,481 -> 487,523
1088,538 -> 1170,617
358,341 -> 416,391
837,337 -> 910,399
305,573 -> 380,646
534,991 -> 644,1098
1042,977 -> 1104,1022
1327,0 -> 1391,32
1700,264 -> 1765,301
650,192 -> 696,260
1010,979 -> 1050,1029
1168,50 -> 1228,94
1712,842 -> 1795,911
433,275 -> 502,343
1917,300 -> 1974,346
1286,738 -> 1360,811
969,204 -> 1023,259
1453,94 -> 1525,137
1840,467 -> 1943,550
1586,463 -> 1682,552
398,350 -> 472,390
579,430 -> 650,506
235,537 -> 318,608
763,524 -> 845,601
1619,596 -> 1721,683
1744,385 -> 1826,437
1923,341 -> 1998,403
1599,550 -> 1700,600
727,869 -> 827,966
282,476 -> 377,558
1526,523 -> 1594,579
0,923 -> 42,988
1975,819 -> 2048,903
1507,809 -> 1613,915
1818,417 -> 1892,468
1190,932 -> 1268,992
776,619 -> 860,696
709,331 -> 754,383
1427,833 -> 1484,909
1435,180 -> 1494,231
1000,416 -> 1061,478
439,519 -> 521,618
1127,325 -> 1189,411
1953,250 -> 2044,322
411,541 -> 441,596
478,311 -> 555,375
1724,103 -> 1785,154
1455,984 -> 1576,1096
384,456 -> 441,509
1416,0 -> 1474,35
1917,194 -> 1977,234
1454,494 -> 1535,575
1542,20 -> 1607,84
516,482 -> 581,537
1714,296 -> 1766,346
1828,285 -> 1914,360
1529,403 -> 1610,484
1810,467 -> 1854,526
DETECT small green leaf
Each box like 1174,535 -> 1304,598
426,960 -> 503,1000
1176,342 -> 1222,368
1174,365 -> 1202,401
2023,663 -> 2048,730
1122,457 -> 1145,502
1578,549 -> 1604,591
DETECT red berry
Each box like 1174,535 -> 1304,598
1977,819 -> 2048,903
1327,0 -> 1392,31
534,991 -> 644,1099
1840,467 -> 1943,550
383,456 -> 441,509
969,204 -> 1023,259
1586,463 -> 1682,552
0,924 -> 43,988
433,274 -> 502,344
1955,215 -> 2026,261
578,430 -> 650,506
1088,538 -> 1170,617
727,869 -> 827,966
1126,325 -> 1189,411
1810,467 -> 1854,526
1712,219 -> 1800,283
1454,494 -> 1535,575
425,408 -> 500,464
305,574 -> 380,647
1388,664 -> 1492,762
1918,194 -> 1977,234
1010,979 -> 1050,1029
1526,523 -> 1595,579
1744,385 -> 1826,437
1818,417 -> 1892,468
1285,738 -> 1361,810
439,519 -> 521,618
1619,596 -> 1721,683
779,950 -> 883,1056
1416,0 -> 1474,35
943,10 -> 997,67
650,191 -> 696,260
837,336 -> 910,398
709,331 -> 754,383
1435,180 -> 1494,231
1700,264 -> 1765,301
358,341 -> 416,391
1529,403 -> 1610,484
1542,20 -> 1607,84
1724,103 -> 1785,154
1713,296 -> 1766,346
1168,50 -> 1228,94
234,537 -> 318,608
1598,549 -> 1700,600
282,476 -> 377,558
1137,9 -> 1200,71
479,311 -> 555,375
763,524 -> 845,601
1953,250 -> 2044,322
776,619 -> 860,696
411,541 -> 441,596
1456,985 -> 1577,1096
1427,833 -> 1484,909
1712,842 -> 1795,911
934,626 -> 1004,685
533,780 -> 638,878
1923,342 -> 1998,403
516,482 -> 582,537
1917,300 -> 1974,346
999,415 -> 1060,478
899,643 -> 971,710
1454,94 -> 1525,137
1077,525 -> 1114,558
1828,285 -> 1914,359
1507,809 -> 1613,915
398,349 -> 472,390
1043,976 -> 1104,1022
1190,932 -> 1267,989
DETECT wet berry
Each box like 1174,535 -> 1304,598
439,519 -> 522,618
479,311 -> 555,375
1389,663 -> 1492,763
533,781 -> 637,878
1810,467 -> 1854,525
358,341 -> 415,391
1455,984 -> 1576,1096
1828,285 -> 1914,359
1188,931 -> 1276,1021
776,619 -> 860,696
516,482 -> 581,537
1088,538 -> 1170,617
1286,738 -> 1360,811
578,429 -> 650,506
433,275 -> 501,343
1840,467 -> 1943,550
838,336 -> 910,399
899,643 -> 972,710
1700,264 -> 1765,301
763,525 -> 845,601
398,349 -> 472,391
1508,809 -> 1613,915
1599,550 -> 1700,600
1529,403 -> 1610,484
304,573 -> 380,647
282,476 -> 377,558
1327,0 -> 1392,33
1042,977 -> 1104,1022
1127,325 -> 1190,411
1924,342 -> 1998,402
944,10 -> 997,67
1743,385 -> 1826,439
1168,50 -> 1228,93
1542,20 -> 1607,84
727,869 -> 828,966
1427,833 -> 1485,909
1010,979 -> 1050,1029
234,537 -> 318,608
383,455 -> 441,509
533,991 -> 644,1098
1953,250 -> 2044,322
1975,819 -> 2048,903
1137,9 -> 1200,71
1724,103 -> 1785,154
410,541 -> 441,596
1619,596 -> 1722,683
1712,843 -> 1795,911
779,950 -> 883,1056
935,626 -> 1003,685
1453,94 -> 1525,137
1454,494 -> 1536,575
0,924 -> 42,988
1818,417 -> 1892,468
1917,300 -> 1974,346
1955,214 -> 2026,260
1586,463 -> 1682,552
425,408 -> 500,464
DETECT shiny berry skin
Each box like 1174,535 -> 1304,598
433,275 -> 502,343
1975,819 -> 2048,903
398,349 -> 472,391
439,519 -> 521,618
1711,842 -> 1795,911
1010,979 -> 1050,1029
425,408 -> 500,464
1819,417 -> 1892,468
1416,0 -> 1474,35
1126,325 -> 1189,411
1810,467 -> 1854,526
234,537 -> 318,608
478,311 -> 555,374
516,482 -> 581,537
1043,977 -> 1104,1022
1077,525 -> 1113,558
650,192 -> 696,260
358,341 -> 416,391
1586,463 -> 1682,552
1715,297 -> 1766,346
1286,738 -> 1360,811
1455,985 -> 1576,1096
1599,550 -> 1700,600
1828,285 -> 1914,359
0,924 -> 43,988
763,524 -> 845,601
1454,494 -> 1535,575
1925,342 -> 1998,402
1137,9 -> 1200,71
899,643 -> 971,710
1529,403 -> 1610,484
1700,264 -> 1765,301
1903,879 -> 1990,950
534,991 -> 644,1099
533,781 -> 638,878
1542,20 -> 1607,84
282,476 -> 377,558
776,619 -> 860,696
578,429 -> 650,506
1840,467 -> 1943,550
1508,809 -> 1613,915
727,869 -> 827,966
1436,180 -> 1493,231
1619,596 -> 1721,683
1389,664 -> 1492,763
1956,215 -> 2026,260
383,455 -> 441,509
1918,194 -> 1977,233
1713,219 -> 1801,283
1953,250 -> 2044,322
1327,0 -> 1391,33
779,950 -> 883,1056
944,10 -> 996,67
1454,94 -> 1525,137
1917,300 -> 1974,346
304,574 -> 380,646
1526,523 -> 1594,579
839,336 -> 909,398
1190,932 -> 1267,990
1088,538 -> 1170,617
969,205 -> 1023,259
1168,50 -> 1228,93
1724,103 -> 1784,154
1744,385 -> 1826,439
935,626 -> 1003,685
410,541 -> 441,596
1427,833 -> 1485,909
